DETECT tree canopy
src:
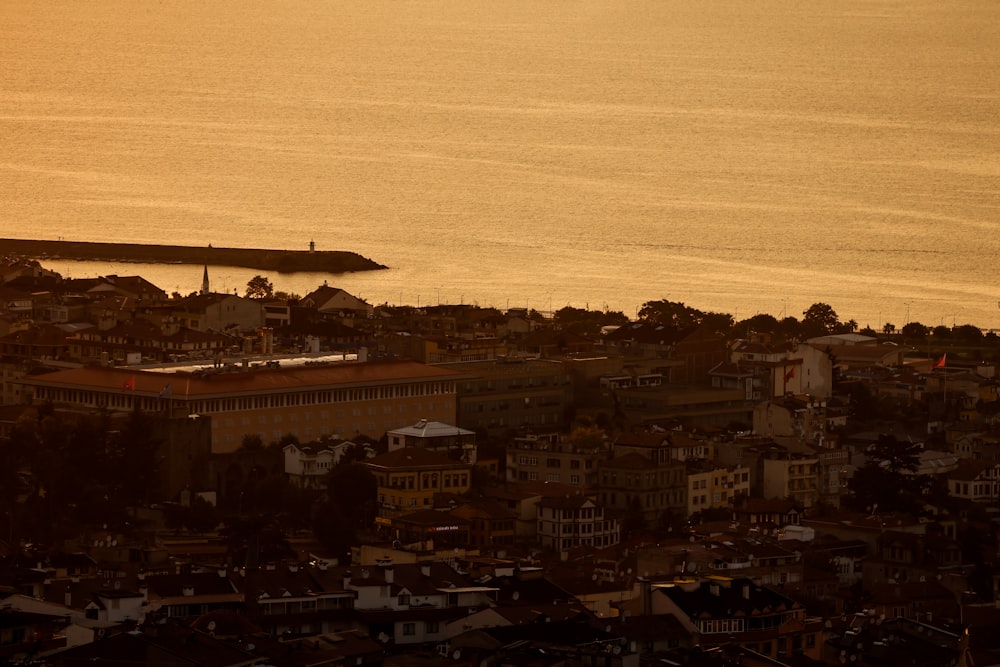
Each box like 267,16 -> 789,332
245,275 -> 274,299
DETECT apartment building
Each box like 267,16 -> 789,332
506,432 -> 605,487
366,447 -> 473,522
762,452 -> 820,508
599,453 -> 687,528
685,459 -> 751,518
536,495 -> 620,552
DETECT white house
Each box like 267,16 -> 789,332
283,440 -> 364,488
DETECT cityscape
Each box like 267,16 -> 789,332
2,254 -> 1000,666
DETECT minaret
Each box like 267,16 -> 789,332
201,265 -> 210,295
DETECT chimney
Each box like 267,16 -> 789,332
218,568 -> 227,578
421,564 -> 431,578
289,563 -> 299,574
343,571 -> 353,589
64,585 -> 72,608
182,585 -> 195,597
384,567 -> 394,584
743,583 -> 751,600
139,584 -> 148,601
710,583 -> 720,597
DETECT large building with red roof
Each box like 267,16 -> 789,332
19,360 -> 463,454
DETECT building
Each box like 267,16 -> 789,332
387,419 -> 476,464
946,459 -> 1000,503
436,358 -> 574,437
19,360 -> 463,454
536,495 -> 620,552
761,451 -> 819,508
365,447 -> 473,523
506,432 -> 606,487
599,453 -> 687,528
642,576 -> 824,662
684,459 -> 751,519
282,439 -> 362,489
753,394 -> 832,444
301,285 -> 373,318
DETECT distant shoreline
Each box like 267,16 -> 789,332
2,238 -> 387,274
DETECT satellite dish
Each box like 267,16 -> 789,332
207,621 -> 217,632
378,633 -> 390,644
113,580 -> 121,590
452,650 -> 462,660
512,591 -> 520,601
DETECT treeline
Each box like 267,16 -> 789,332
549,299 -> 998,348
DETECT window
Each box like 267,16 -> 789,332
402,623 -> 416,636
398,593 -> 411,606
426,620 -> 439,634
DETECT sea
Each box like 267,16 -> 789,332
2,0 -> 999,330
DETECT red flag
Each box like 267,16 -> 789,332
933,354 -> 946,369
123,376 -> 136,391
784,366 -> 796,383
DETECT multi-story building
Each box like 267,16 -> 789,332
506,432 -> 605,487
814,444 -> 851,508
614,384 -> 754,430
387,419 -> 477,464
67,319 -> 233,365
536,495 -> 620,552
598,453 -> 687,528
19,360 -> 462,453
947,460 -> 1000,503
761,451 -> 820,508
753,394 -> 831,443
684,459 -> 751,518
383,333 -> 509,364
366,447 -> 473,522
612,431 -> 714,464
282,439 -> 362,489
448,499 -> 517,549
138,292 -> 265,334
436,358 -> 574,437
644,577 -> 824,662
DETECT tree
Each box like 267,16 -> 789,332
734,313 -> 780,336
325,463 -> 377,532
846,434 -> 924,514
564,425 -> 607,451
553,306 -> 629,335
241,434 -> 264,451
245,275 -> 274,299
222,515 -> 295,566
637,300 -> 703,329
110,407 -> 162,507
882,322 -> 896,335
801,303 -> 840,337
954,324 -> 983,343
901,322 -> 929,339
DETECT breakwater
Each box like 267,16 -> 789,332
2,239 -> 386,274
